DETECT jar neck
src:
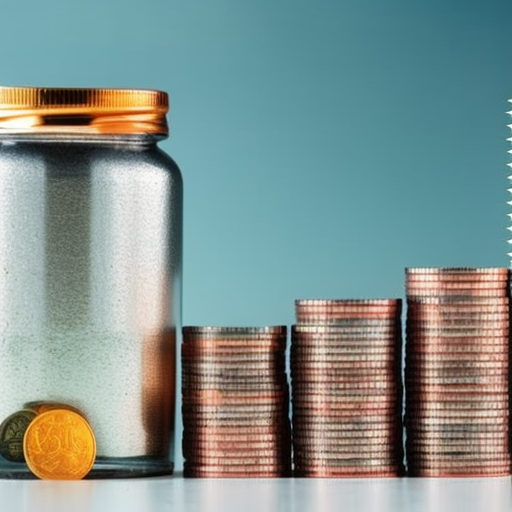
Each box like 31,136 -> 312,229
0,132 -> 164,147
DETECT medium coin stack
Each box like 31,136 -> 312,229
181,326 -> 292,477
405,267 -> 511,477
291,299 -> 404,477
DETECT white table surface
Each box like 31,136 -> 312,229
2,475 -> 511,512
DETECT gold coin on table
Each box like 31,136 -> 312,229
23,409 -> 96,480
0,410 -> 37,462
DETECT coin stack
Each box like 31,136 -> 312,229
405,267 -> 511,477
291,299 -> 404,477
181,326 -> 292,477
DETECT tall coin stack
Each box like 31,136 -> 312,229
181,326 -> 292,477
405,267 -> 511,477
291,299 -> 404,477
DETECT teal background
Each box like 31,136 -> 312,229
0,0 -> 511,470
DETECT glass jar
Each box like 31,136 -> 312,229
0,87 -> 182,478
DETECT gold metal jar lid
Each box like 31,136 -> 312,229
0,87 -> 169,136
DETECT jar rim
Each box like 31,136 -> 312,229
0,87 -> 169,137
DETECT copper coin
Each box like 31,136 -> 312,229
183,461 -> 290,470
406,296 -> 509,306
184,468 -> 290,478
182,369 -> 287,380
292,421 -> 401,432
293,350 -> 399,361
407,468 -> 510,477
293,342 -> 401,351
406,456 -> 511,467
181,341 -> 286,353
291,369 -> 400,381
405,359 -> 508,369
291,369 -> 399,380
293,323 -> 399,334
291,386 -> 399,397
405,395 -> 509,405
294,448 -> 401,460
407,292 -> 507,300
182,389 -> 288,401
183,432 -> 289,443
406,301 -> 509,311
405,410 -> 508,420
292,436 -> 402,448
405,425 -> 506,435
405,432 -> 509,443
292,402 -> 399,413
293,322 -> 400,332
404,382 -> 508,392
183,440 -> 287,451
292,357 -> 397,368
295,298 -> 401,312
405,346 -> 508,356
181,356 -> 284,367
23,402 -> 85,417
405,365 -> 509,376
406,323 -> 509,333
182,402 -> 286,412
183,418 -> 289,429
293,463 -> 404,475
405,401 -> 509,411
407,297 -> 509,305
405,267 -> 509,275
293,436 -> 401,447
184,450 -> 290,462
292,354 -> 398,364
406,311 -> 509,321
406,282 -> 507,290
406,416 -> 509,427
293,329 -> 400,339
183,325 -> 286,335
407,332 -> 509,341
182,381 -> 287,390
292,429 -> 401,441
405,446 -> 509,457
405,374 -> 508,385
294,468 -> 402,477
292,407 -> 399,418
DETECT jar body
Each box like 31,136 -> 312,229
0,136 -> 182,477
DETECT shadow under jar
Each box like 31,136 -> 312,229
0,87 -> 182,478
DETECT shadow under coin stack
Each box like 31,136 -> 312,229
181,326 -> 292,477
291,299 -> 404,477
405,267 -> 511,477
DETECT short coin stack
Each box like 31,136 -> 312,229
405,267 -> 511,477
291,299 -> 404,477
181,326 -> 291,477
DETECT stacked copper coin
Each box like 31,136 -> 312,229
291,299 -> 404,477
405,267 -> 511,477
181,326 -> 291,477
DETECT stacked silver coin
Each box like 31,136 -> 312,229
291,299 -> 404,477
181,326 -> 291,477
405,267 -> 511,477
